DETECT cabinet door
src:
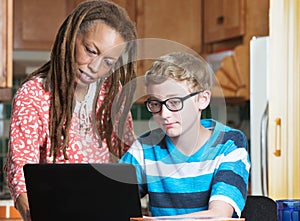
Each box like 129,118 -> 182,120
13,0 -> 83,50
0,0 -> 13,101
268,0 -> 300,199
203,0 -> 245,43
137,0 -> 202,53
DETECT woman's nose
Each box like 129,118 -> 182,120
88,56 -> 103,73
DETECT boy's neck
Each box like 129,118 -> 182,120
171,125 -> 212,156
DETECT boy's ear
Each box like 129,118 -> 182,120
198,90 -> 211,110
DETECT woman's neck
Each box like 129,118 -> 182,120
75,85 -> 89,102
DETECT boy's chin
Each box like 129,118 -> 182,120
164,128 -> 182,138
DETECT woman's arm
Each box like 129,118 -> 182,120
6,78 -> 47,203
15,193 -> 31,221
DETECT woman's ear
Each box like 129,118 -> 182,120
198,90 -> 211,111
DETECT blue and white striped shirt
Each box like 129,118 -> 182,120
120,119 -> 250,217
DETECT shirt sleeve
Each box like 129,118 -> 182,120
119,140 -> 148,197
209,130 -> 250,217
6,80 -> 46,203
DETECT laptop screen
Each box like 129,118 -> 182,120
23,163 -> 142,221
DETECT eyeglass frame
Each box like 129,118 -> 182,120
144,90 -> 204,114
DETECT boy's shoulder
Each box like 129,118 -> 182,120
137,128 -> 167,148
202,118 -> 248,148
138,128 -> 166,146
201,118 -> 244,133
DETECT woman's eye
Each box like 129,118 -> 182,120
103,58 -> 114,67
85,46 -> 97,55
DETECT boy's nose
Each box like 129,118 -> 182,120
160,104 -> 172,117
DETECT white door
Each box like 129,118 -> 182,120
268,0 -> 300,199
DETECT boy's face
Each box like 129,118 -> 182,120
146,79 -> 203,138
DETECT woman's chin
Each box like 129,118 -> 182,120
76,78 -> 93,88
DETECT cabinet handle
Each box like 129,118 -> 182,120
217,16 -> 224,25
274,118 -> 281,157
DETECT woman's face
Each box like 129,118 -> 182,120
74,20 -> 125,89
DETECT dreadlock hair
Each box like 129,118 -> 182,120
22,0 -> 137,162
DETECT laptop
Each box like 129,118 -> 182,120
23,163 -> 143,221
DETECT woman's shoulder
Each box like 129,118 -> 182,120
14,77 -> 50,102
18,77 -> 45,90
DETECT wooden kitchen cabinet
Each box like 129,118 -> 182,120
136,0 -> 202,53
13,0 -> 136,51
208,0 -> 269,101
13,0 -> 85,50
0,0 -> 13,102
203,0 -> 245,44
116,0 -> 202,103
13,0 -> 202,57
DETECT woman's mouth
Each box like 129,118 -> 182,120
79,69 -> 94,84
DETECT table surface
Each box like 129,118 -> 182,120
0,219 -> 22,221
0,218 -> 246,221
131,218 -> 245,221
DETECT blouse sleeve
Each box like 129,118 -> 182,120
6,79 -> 47,203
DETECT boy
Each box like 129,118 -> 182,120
120,52 -> 250,219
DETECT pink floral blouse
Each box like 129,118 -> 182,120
6,77 -> 135,202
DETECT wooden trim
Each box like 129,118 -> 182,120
0,0 -> 13,93
6,0 -> 13,88
0,88 -> 12,102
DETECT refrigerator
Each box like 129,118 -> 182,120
249,36 -> 269,196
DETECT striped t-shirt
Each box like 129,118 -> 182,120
120,119 -> 250,217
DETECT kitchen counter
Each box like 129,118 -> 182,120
0,200 -> 21,220
0,219 -> 22,221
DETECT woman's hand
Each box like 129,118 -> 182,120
15,193 -> 31,221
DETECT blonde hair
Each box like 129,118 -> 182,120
144,52 -> 213,91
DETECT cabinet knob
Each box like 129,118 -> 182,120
217,16 -> 224,25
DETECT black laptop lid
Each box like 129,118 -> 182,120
23,163 -> 142,221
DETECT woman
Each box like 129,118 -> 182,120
5,1 -> 137,220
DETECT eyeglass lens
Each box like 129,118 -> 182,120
146,98 -> 183,113
145,90 -> 204,114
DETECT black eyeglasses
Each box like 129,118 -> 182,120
144,90 -> 204,113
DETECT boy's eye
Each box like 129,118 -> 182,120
168,99 -> 181,106
149,101 -> 160,107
